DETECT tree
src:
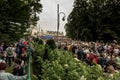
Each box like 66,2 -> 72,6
65,0 -> 120,42
0,0 -> 42,42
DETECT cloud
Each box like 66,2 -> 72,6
37,0 -> 74,34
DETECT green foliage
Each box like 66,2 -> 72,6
38,39 -> 43,45
32,43 -> 120,80
32,43 -> 45,79
31,74 -> 38,80
33,38 -> 43,44
0,0 -> 42,42
65,0 -> 120,42
46,39 -> 56,49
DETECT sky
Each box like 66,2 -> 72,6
37,0 -> 74,35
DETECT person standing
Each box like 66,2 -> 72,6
0,43 -> 4,59
6,44 -> 14,66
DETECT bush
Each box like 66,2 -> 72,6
32,43 -> 120,80
46,39 -> 56,49
38,39 -> 43,45
32,43 -> 45,79
33,38 -> 43,45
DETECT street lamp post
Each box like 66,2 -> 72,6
57,4 -> 66,43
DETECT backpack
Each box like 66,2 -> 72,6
7,47 -> 13,56
110,47 -> 114,53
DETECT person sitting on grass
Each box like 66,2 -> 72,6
0,60 -> 27,80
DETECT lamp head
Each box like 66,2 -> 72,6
62,17 -> 65,21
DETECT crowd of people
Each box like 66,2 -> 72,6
0,38 -> 34,80
58,40 -> 120,73
0,36 -> 120,79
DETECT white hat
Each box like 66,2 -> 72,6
0,60 -> 6,64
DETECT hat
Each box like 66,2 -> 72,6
113,40 -> 117,44
0,60 -> 6,64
